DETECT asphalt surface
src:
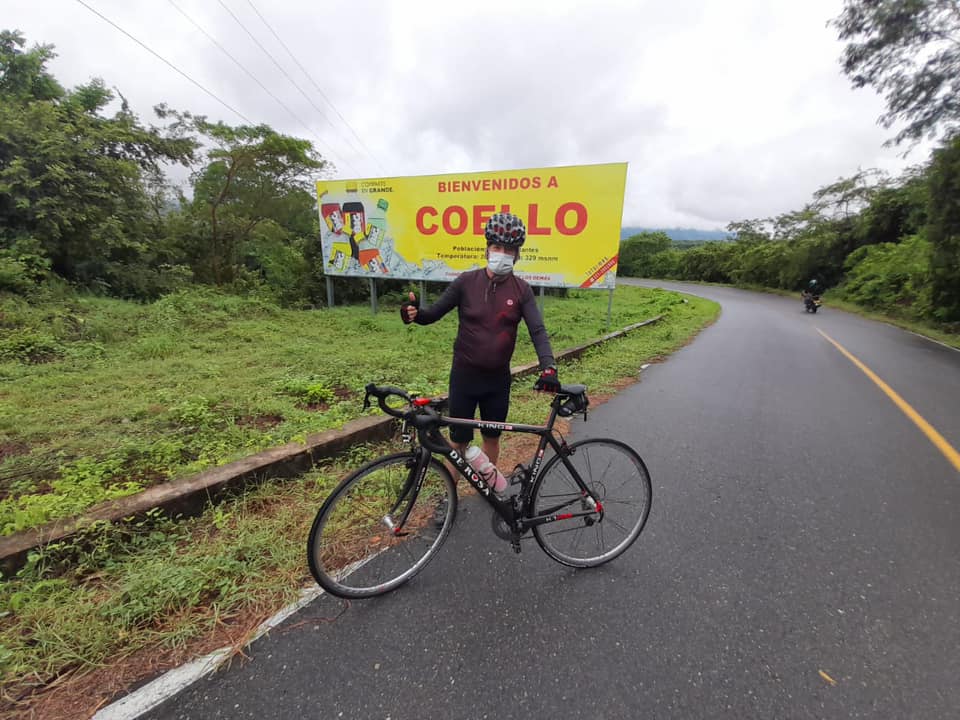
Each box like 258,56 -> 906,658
144,281 -> 960,720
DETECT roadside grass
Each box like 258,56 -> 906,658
818,297 -> 960,350
1,285 -> 680,535
0,291 -> 718,718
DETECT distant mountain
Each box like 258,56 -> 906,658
620,227 -> 732,242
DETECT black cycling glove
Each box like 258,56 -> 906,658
533,365 -> 560,393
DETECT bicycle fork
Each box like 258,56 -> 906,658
380,448 -> 431,537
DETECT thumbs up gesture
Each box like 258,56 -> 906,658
401,291 -> 419,324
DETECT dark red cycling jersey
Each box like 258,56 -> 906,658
414,268 -> 555,372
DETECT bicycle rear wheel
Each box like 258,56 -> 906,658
307,452 -> 457,598
531,438 -> 651,567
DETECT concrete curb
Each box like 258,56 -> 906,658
0,314 -> 662,572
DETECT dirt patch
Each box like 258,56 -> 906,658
299,402 -> 329,412
235,414 -> 284,430
332,386 -> 353,401
126,467 -> 169,488
0,442 -> 29,462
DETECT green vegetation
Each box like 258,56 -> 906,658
0,29 -> 334,306
832,0 -> 960,147
0,285 -> 688,535
0,292 -> 718,712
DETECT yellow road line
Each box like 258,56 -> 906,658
818,329 -> 960,474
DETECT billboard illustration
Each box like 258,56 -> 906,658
317,162 -> 627,288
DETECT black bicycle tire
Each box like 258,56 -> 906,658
530,438 -> 651,567
307,452 -> 457,598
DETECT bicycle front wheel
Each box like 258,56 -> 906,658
307,452 -> 457,598
531,438 -> 651,567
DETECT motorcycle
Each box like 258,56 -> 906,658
802,292 -> 822,313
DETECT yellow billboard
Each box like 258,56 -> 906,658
317,162 -> 626,288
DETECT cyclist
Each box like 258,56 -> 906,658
401,212 -> 560,468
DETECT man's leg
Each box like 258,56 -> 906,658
478,368 -> 511,468
482,435 -> 500,466
446,366 -> 477,479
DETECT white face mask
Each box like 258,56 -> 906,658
487,251 -> 515,276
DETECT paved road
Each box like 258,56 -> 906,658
145,282 -> 960,720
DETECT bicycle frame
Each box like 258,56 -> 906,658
401,400 -> 603,537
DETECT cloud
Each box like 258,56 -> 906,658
3,0 -> 930,229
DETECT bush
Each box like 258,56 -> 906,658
0,330 -> 64,363
0,257 -> 37,295
837,233 -> 932,318
147,287 -> 279,331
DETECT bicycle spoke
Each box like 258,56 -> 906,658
541,523 -> 587,538
532,439 -> 651,567
604,515 -> 633,535
308,454 -> 457,598
601,498 -> 640,507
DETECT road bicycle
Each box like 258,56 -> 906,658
307,381 -> 652,598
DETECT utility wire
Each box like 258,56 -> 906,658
74,0 -> 253,124
217,0 -> 366,169
243,0 -> 387,174
165,0 -> 348,173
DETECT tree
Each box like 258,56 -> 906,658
617,231 -> 671,276
0,30 -> 62,102
810,168 -> 887,220
165,111 -> 328,286
726,218 -> 771,243
0,30 -> 196,296
926,132 -> 960,321
854,168 -> 929,245
832,0 -> 960,146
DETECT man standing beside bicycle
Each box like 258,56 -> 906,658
401,212 -> 560,472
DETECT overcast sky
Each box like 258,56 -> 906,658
5,0 -> 928,229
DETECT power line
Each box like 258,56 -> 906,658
165,0 -> 348,174
217,0 -> 366,169
73,0 -> 253,125
243,0 -> 387,174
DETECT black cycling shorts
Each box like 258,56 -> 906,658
447,365 -> 511,444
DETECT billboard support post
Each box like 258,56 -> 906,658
607,287 -> 614,331
325,277 -> 334,309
